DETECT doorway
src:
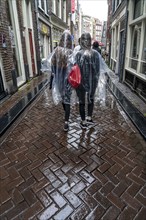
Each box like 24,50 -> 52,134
28,29 -> 36,75
118,30 -> 124,81
0,68 -> 5,100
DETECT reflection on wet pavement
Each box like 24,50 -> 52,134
0,85 -> 146,220
0,78 -> 48,136
107,78 -> 146,139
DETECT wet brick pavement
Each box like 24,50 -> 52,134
0,74 -> 49,117
0,85 -> 146,220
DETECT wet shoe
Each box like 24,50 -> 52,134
80,122 -> 88,129
87,119 -> 94,125
64,122 -> 69,132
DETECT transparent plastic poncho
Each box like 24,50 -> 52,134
70,32 -> 111,104
48,32 -> 111,105
48,30 -> 74,105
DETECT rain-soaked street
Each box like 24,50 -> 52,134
0,84 -> 146,220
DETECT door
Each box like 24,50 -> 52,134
118,31 -> 124,81
0,68 -> 5,100
28,29 -> 35,75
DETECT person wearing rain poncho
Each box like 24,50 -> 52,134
74,32 -> 108,128
50,31 -> 73,131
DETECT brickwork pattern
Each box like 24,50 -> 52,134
31,0 -> 41,67
0,74 -> 49,117
0,86 -> 146,220
0,0 -> 14,82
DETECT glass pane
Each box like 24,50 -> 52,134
131,24 -> 141,59
46,0 -> 49,14
141,62 -> 146,75
41,0 -> 44,10
134,0 -> 144,19
142,27 -> 146,61
130,58 -> 138,70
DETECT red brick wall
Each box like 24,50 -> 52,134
31,0 -> 41,68
0,0 -> 13,82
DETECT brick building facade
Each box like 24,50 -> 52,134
0,0 -> 40,100
0,0 -> 72,101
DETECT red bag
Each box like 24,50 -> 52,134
68,65 -> 81,88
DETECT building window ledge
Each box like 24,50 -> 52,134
125,67 -> 146,82
129,14 -> 146,26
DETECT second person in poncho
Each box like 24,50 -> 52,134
51,31 -> 73,131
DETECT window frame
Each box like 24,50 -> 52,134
133,0 -> 144,20
125,0 -> 146,77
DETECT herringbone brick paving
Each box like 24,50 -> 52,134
0,86 -> 146,220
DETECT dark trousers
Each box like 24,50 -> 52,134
76,86 -> 95,121
62,103 -> 70,121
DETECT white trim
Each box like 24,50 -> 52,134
125,67 -> 146,82
126,0 -> 146,76
129,14 -> 146,26
63,0 -> 66,22
8,0 -> 26,86
52,0 -> 56,14
59,0 -> 61,19
22,0 -> 37,76
111,7 -> 126,27
28,1 -> 37,75
22,0 -> 33,77
38,14 -> 51,26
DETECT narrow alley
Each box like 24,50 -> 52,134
0,83 -> 146,220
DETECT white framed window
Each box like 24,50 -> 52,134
8,0 -> 25,83
63,0 -> 66,22
126,1 -> 146,74
38,0 -> 43,10
129,23 -> 141,71
113,0 -> 122,12
52,0 -> 56,14
133,0 -> 144,19
57,0 -> 61,18
140,23 -> 146,74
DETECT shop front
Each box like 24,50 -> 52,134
39,22 -> 51,60
52,27 -> 63,49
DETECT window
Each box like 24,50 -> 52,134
40,33 -> 44,59
45,0 -> 49,15
59,0 -> 61,18
141,24 -> 146,74
63,0 -> 66,22
116,0 -> 119,7
131,24 -> 141,59
129,24 -> 141,70
112,0 -> 122,12
116,25 -> 119,59
52,0 -> 56,14
38,0 -> 45,10
56,0 -> 61,18
133,0 -> 144,19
